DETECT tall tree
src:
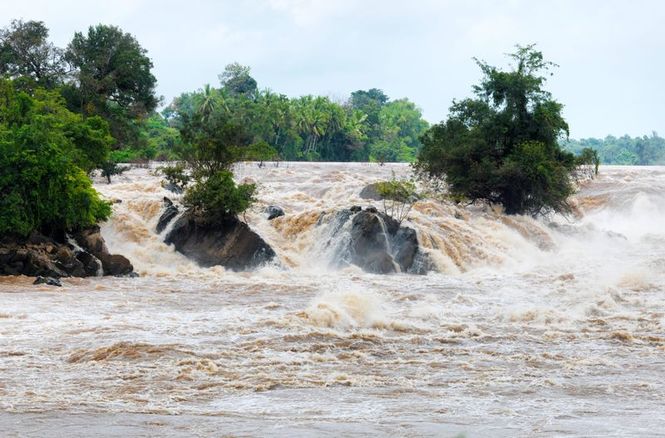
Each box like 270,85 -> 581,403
219,62 -> 257,97
64,24 -> 159,148
0,20 -> 66,87
416,45 -> 580,215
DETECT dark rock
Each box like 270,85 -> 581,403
33,276 -> 62,287
75,251 -> 102,276
265,205 -> 285,220
392,226 -> 419,270
349,205 -> 362,212
365,206 -> 378,214
22,251 -> 68,278
73,226 -> 108,255
349,212 -> 398,274
98,253 -> 134,276
164,212 -> 276,271
164,182 -> 183,194
319,209 -> 430,275
157,197 -> 180,234
72,226 -> 134,277
359,183 -> 383,200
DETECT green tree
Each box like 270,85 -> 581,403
416,45 -> 578,215
183,170 -> 256,220
219,62 -> 258,97
0,78 -> 111,237
64,24 -> 159,148
0,20 -> 66,88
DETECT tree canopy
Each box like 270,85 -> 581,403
64,24 -> 159,148
166,69 -> 429,163
0,78 -> 112,237
563,133 -> 665,165
0,19 -> 66,88
416,45 -> 582,215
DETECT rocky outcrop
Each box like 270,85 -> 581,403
265,205 -> 285,220
163,212 -> 276,271
0,228 -> 134,278
319,208 -> 431,274
72,227 -> 134,276
156,197 -> 179,234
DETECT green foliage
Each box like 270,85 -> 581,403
562,133 -> 665,165
100,160 -> 130,184
64,24 -> 158,148
244,140 -> 280,163
574,147 -> 600,178
368,99 -> 429,163
159,163 -> 190,190
416,45 -> 577,216
219,62 -> 258,97
375,176 -> 422,225
183,170 -> 256,220
0,19 -> 66,88
166,75 -> 429,163
176,99 -> 252,174
0,78 -> 111,237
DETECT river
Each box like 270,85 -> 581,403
1,163 -> 664,437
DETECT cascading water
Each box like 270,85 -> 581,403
1,163 -> 664,436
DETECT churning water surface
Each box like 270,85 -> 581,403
1,163 -> 664,437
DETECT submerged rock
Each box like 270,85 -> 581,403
164,212 -> 276,271
319,209 -> 431,275
265,205 -> 285,220
33,276 -> 62,287
156,197 -> 180,233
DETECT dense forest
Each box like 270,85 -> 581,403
562,133 -> 665,165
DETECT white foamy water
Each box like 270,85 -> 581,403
1,164 -> 664,437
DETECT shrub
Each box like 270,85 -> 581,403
183,170 -> 255,221
160,162 -> 191,190
375,176 -> 422,225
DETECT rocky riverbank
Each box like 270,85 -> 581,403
0,226 -> 134,278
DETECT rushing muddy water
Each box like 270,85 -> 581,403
1,163 -> 664,437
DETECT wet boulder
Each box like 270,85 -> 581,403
319,209 -> 429,275
72,226 -> 134,276
265,205 -> 285,220
1,228 -> 134,278
348,211 -> 399,274
164,212 -> 276,271
97,253 -> 134,276
156,197 -> 180,234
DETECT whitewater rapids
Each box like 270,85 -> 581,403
1,163 -> 664,437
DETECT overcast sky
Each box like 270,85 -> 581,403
3,0 -> 664,138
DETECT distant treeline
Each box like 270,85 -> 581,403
562,133 -> 665,165
163,66 -> 429,163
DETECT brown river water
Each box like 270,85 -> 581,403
1,163 -> 664,437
